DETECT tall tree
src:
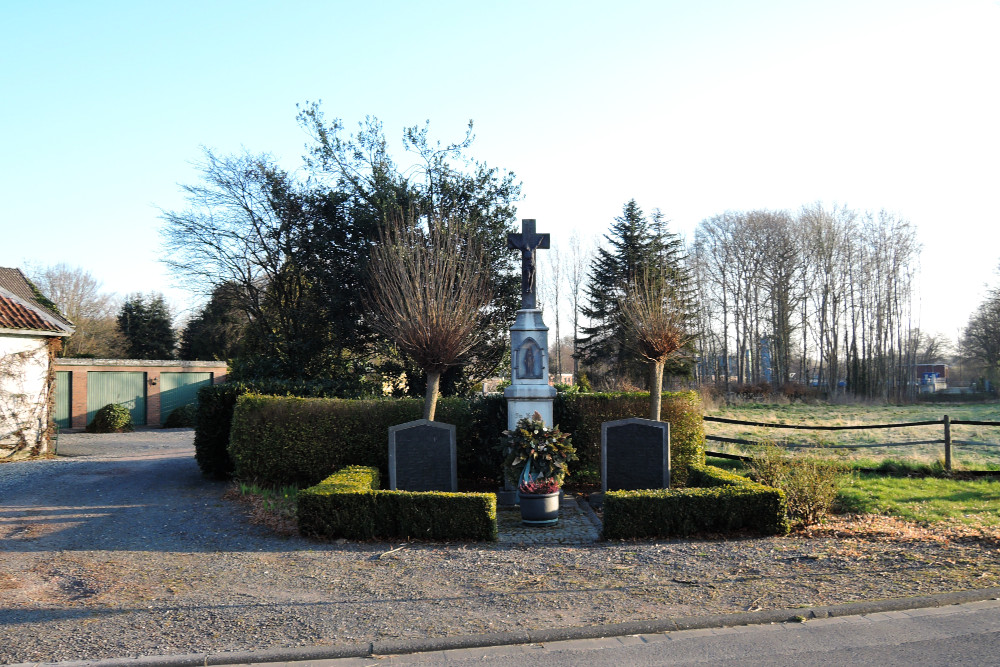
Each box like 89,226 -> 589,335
963,285 -> 1000,387
28,263 -> 126,358
117,293 -> 176,359
161,149 -> 368,385
178,282 -> 249,361
297,106 -> 522,390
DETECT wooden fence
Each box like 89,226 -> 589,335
703,415 -> 1000,472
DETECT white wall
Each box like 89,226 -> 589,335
0,334 -> 51,458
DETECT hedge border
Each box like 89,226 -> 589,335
602,463 -> 789,539
297,466 -> 498,542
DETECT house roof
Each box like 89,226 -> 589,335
0,268 -> 74,336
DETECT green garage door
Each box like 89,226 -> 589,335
55,371 -> 72,429
87,371 -> 146,426
159,372 -> 212,424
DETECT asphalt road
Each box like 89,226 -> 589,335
305,599 -> 1000,666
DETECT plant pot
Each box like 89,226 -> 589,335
519,491 -> 560,526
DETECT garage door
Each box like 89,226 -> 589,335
159,372 -> 212,424
87,371 -> 146,426
55,371 -> 71,429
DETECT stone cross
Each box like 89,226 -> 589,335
507,219 -> 550,310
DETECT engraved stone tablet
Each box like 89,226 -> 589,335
601,418 -> 670,492
388,419 -> 457,492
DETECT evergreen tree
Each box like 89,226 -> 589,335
579,200 -> 692,385
179,282 -> 248,360
117,293 -> 176,360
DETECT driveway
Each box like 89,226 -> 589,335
2,430 -> 1000,664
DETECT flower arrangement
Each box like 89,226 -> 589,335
503,412 -> 577,493
518,477 -> 560,495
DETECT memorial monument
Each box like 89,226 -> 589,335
505,219 -> 557,429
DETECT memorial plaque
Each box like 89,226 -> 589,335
388,419 -> 457,492
601,418 -> 670,492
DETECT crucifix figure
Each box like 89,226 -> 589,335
507,219 -> 550,309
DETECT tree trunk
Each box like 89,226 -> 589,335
424,369 -> 441,421
649,361 -> 664,421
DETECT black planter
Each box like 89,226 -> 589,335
519,491 -> 559,526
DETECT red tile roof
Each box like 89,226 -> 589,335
0,267 -> 73,328
0,292 -> 68,333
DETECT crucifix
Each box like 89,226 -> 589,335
507,219 -> 550,310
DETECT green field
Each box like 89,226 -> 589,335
704,402 -> 1000,470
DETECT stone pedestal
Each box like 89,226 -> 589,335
504,308 -> 557,429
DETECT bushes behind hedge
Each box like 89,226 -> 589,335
297,465 -> 497,541
194,380 -> 346,479
229,394 -> 479,487
602,463 -> 789,539
555,391 -> 705,486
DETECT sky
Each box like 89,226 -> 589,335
2,0 -> 998,342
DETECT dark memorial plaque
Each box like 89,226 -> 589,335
388,419 -> 457,492
601,418 -> 670,492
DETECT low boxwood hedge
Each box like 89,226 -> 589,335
602,463 -> 789,539
297,465 -> 498,541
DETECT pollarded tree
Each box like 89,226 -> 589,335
618,270 -> 694,420
117,293 -> 176,360
365,214 -> 493,420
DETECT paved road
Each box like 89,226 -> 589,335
292,599 -> 1000,666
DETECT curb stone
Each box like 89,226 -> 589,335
14,586 -> 1000,667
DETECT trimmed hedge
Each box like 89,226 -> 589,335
213,386 -> 703,487
229,394 -> 482,487
194,380 -> 347,479
602,463 -> 789,539
297,465 -> 498,541
555,391 -> 705,486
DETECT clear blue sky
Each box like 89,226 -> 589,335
2,0 -> 997,341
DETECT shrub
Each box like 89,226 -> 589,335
603,463 -> 789,539
744,446 -> 847,526
297,465 -> 497,541
193,379 -> 345,479
228,394 -> 480,487
163,403 -> 197,428
86,403 -> 134,433
554,391 -> 704,486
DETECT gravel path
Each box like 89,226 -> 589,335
2,431 -> 1000,664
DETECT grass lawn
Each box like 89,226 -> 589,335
704,401 -> 1000,470
837,474 -> 1000,528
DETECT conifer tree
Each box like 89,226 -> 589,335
117,293 -> 176,360
579,200 -> 692,385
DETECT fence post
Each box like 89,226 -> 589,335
943,414 -> 952,472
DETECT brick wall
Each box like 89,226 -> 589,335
54,360 -> 228,429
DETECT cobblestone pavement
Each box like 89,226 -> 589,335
497,496 -> 602,545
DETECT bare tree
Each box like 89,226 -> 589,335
366,214 -> 493,420
28,263 -> 126,358
618,270 -> 693,420
567,232 -> 591,379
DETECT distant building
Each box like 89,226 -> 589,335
914,363 -> 948,393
